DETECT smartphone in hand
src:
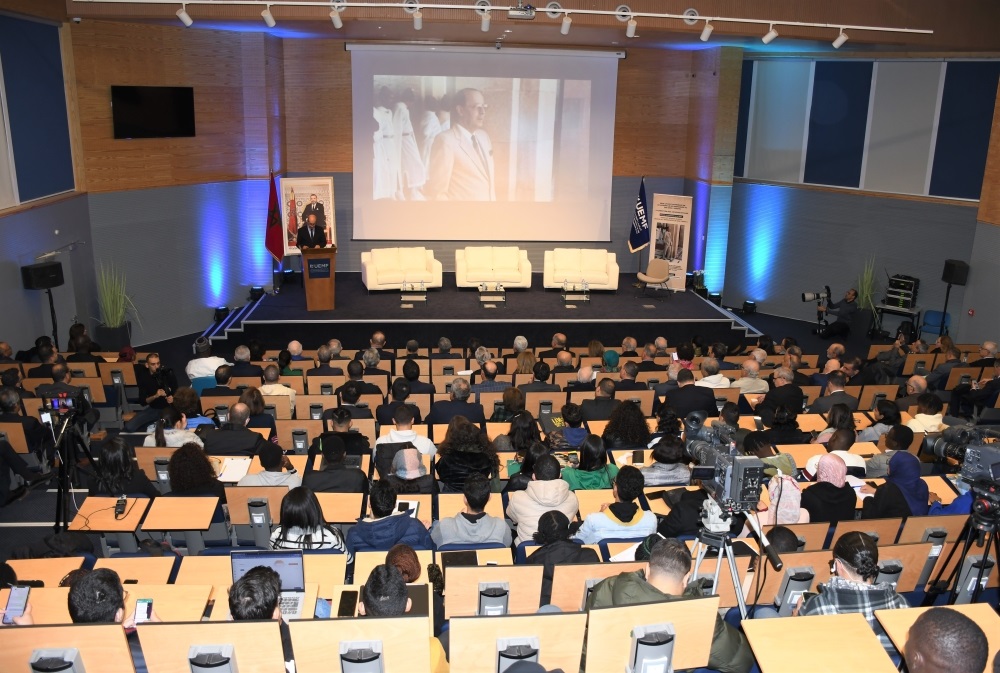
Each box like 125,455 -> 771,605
2,586 -> 30,625
134,598 -> 153,624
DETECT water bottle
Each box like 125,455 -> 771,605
563,279 -> 568,293
583,279 -> 589,292
420,280 -> 425,292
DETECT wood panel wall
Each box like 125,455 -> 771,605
977,84 -> 1000,227
685,47 -> 743,185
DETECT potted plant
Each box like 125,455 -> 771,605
94,263 -> 140,351
856,255 -> 879,338
692,270 -> 708,298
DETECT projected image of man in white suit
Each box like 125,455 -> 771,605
425,88 -> 496,201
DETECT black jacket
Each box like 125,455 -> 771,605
800,481 -> 857,525
302,463 -> 369,493
756,384 -> 805,426
199,425 -> 269,456
527,540 -> 600,605
426,400 -> 486,426
581,397 -> 620,422
661,385 -> 718,421
435,450 -> 494,493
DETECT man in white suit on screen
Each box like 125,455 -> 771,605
425,88 -> 496,201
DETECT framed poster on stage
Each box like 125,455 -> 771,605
279,177 -> 336,257
651,193 -> 692,292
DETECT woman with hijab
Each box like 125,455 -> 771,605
800,453 -> 857,524
387,446 -> 435,494
601,350 -> 620,373
861,451 -> 929,518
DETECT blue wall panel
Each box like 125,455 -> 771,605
929,62 -> 1000,200
733,61 -> 753,179
803,61 -> 872,188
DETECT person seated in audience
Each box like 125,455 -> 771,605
864,424 -> 912,478
755,405 -> 809,446
857,399 -> 902,443
351,331 -> 395,364
799,531 -> 909,654
228,566 -> 295,671
0,437 -> 50,505
387,446 -> 435,494
966,340 -> 997,367
361,347 -> 392,378
874,333 -> 909,374
503,442 -> 551,494
376,404 -> 436,457
1,367 -> 35,402
318,407 -> 371,455
733,358 -> 769,394
587,538 -> 753,673
286,340 -> 305,361
518,361 -> 560,393
470,346 -> 504,383
756,474 -> 809,526
426,377 -> 486,426
561,434 -> 618,491
909,338 -> 929,355
346,480 -> 433,553
551,350 -> 577,374
259,364 -> 296,417
170,386 -> 215,430
581,377 -> 620,421
527,510 -> 600,605
949,357 -> 1000,419
537,333 -> 573,359
755,367 -> 804,426
26,344 -> 58,379
647,406 -> 681,446
618,336 -> 638,358
307,344 -> 344,377
246,339 -> 266,362
904,606 -> 989,673
201,364 -> 236,397
749,347 -> 769,367
514,350 -> 536,375
574,466 -> 656,544
270,485 -> 349,557
237,442 -> 301,489
640,435 -> 692,487
0,387 -> 52,461
599,349 -> 620,374
303,434 -> 368,494
430,336 -> 460,360
357,563 -> 449,672
431,473 -> 510,547
906,392 -> 945,433
376,378 -> 420,425
813,402 -> 856,444
142,404 -> 203,448
742,431 -> 796,479
546,402 -> 588,451
200,402 -> 271,456
601,400 -> 652,450
492,409 -> 541,455
0,341 -> 14,364
276,349 -> 302,377
805,428 -> 866,479
925,347 -> 961,391
435,415 -> 497,493
860,450 -> 929,518
894,374 -> 927,412
397,360 -> 436,397
66,334 -> 105,363
186,336 -> 231,380
470,360 -> 510,394
489,387 -> 525,422
714,402 -> 750,448
674,341 -> 696,370
695,358 -> 730,389
167,442 -> 226,502
336,360 -> 383,397
929,335 -> 955,355
334,381 -> 375,420
507,454 -> 579,547
230,344 -> 264,378
810,357 -> 841,391
635,343 -> 666,372
661,368 -> 717,420
809,370 -> 859,414
238,386 -> 278,441
650,362 -> 681,402
564,365 -> 595,392
615,361 -> 646,392
402,339 -> 426,360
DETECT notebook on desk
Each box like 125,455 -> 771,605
231,549 -> 307,619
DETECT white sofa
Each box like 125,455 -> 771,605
455,246 -> 532,288
361,247 -> 443,291
543,248 -> 619,290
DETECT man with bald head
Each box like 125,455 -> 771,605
733,359 -> 768,394
201,402 -> 271,456
635,343 -> 666,372
565,365 -> 595,392
287,340 -> 306,361
621,337 -> 639,357
538,333 -> 573,360
551,350 -> 576,374
353,331 -> 395,364
653,337 -> 669,356
470,360 -> 510,393
895,375 -> 927,412
425,87 -> 496,201
904,607 -> 988,673
810,357 -> 842,390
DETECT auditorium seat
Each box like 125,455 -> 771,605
454,246 -> 532,288
361,247 -> 443,291
543,248 -> 619,290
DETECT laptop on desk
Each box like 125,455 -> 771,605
231,549 -> 307,619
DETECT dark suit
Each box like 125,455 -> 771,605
230,362 -> 264,378
302,463 -> 368,494
652,381 -> 680,411
335,380 -> 382,398
66,353 -> 106,363
295,225 -> 327,249
429,353 -> 463,360
581,397 -> 620,422
323,405 -> 374,422
201,385 -> 237,398
615,379 -> 647,392
550,365 -> 577,374
926,360 -> 960,391
635,360 -> 666,372
363,367 -> 392,378
200,425 -> 270,456
0,411 -> 51,456
538,348 -> 575,360
425,399 -> 486,426
307,364 -> 344,377
354,349 -> 396,363
661,385 -> 719,421
809,390 -> 859,414
301,201 -> 326,227
756,384 -> 805,426
518,381 -> 561,393
406,379 -> 436,395
564,381 -> 596,393
717,361 -> 739,371
27,364 -> 54,379
375,401 -> 422,426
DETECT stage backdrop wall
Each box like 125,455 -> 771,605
723,181 -> 979,336
955,221 -> 1000,342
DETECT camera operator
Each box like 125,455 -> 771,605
124,353 -> 177,432
815,288 -> 858,338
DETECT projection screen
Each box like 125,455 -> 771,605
349,44 -> 622,241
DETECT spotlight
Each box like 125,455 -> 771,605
481,11 -> 490,31
214,306 -> 230,322
561,15 -> 571,35
700,21 -> 713,42
249,286 -> 265,302
708,292 -> 722,306
176,5 -> 193,27
626,18 -> 637,38
330,9 -> 343,29
832,30 -> 848,48
413,10 -> 422,30
742,300 -> 757,315
762,24 -> 778,44
261,6 -> 276,28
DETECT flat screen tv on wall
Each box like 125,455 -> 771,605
111,85 -> 196,139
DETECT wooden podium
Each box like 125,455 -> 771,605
302,245 -> 337,311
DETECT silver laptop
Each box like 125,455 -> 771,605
230,549 -> 307,619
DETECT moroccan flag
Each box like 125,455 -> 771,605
628,176 -> 650,253
265,172 -> 285,263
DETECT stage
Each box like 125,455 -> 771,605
210,273 -> 761,351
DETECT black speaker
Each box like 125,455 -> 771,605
942,259 -> 969,286
20,261 -> 64,290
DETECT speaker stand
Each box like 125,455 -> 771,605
46,288 -> 60,351
938,282 -> 952,337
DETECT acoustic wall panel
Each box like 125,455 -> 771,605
733,62 -> 753,179
745,61 -> 812,183
803,61 -> 872,188
863,61 -> 943,195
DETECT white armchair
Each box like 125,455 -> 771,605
543,248 -> 619,290
361,247 -> 443,291
455,246 -> 532,288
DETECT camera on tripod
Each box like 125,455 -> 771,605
683,411 -> 765,517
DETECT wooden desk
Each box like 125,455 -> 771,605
225,485 -> 287,523
95,556 -> 176,585
451,613 -> 588,673
133,445 -> 178,481
763,522 -> 830,551
575,489 -> 615,519
585,596 -> 719,673
549,561 -> 646,612
0,624 -> 134,673
750,549 -> 834,605
124,583 -> 212,622
796,414 -> 828,433
138,621 -> 287,673
896,514 -> 967,544
444,564 -> 544,617
868,542 -> 934,592
352,549 -> 434,586
848,441 -> 880,457
776,444 -> 823,469
275,419 -> 324,448
141,496 -> 218,555
926,541 -> 1000,590
0,422 -> 29,454
7,557 -> 84,588
69,496 -> 150,533
437,492 -> 504,520
315,491 -> 365,523
743,612 -> 897,673
832,518 -> 904,547
642,486 -> 697,516
248,453 -> 307,475
876,604 -> 1000,673
852,412 -> 873,429
175,554 -> 347,596
290,616 -> 432,673
692,554 -> 752,608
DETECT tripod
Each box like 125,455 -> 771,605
937,282 -> 953,336
51,410 -> 95,533
922,511 -> 999,608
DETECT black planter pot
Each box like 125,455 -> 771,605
95,322 -> 131,352
694,287 -> 709,298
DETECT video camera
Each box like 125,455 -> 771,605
931,426 -> 1000,532
930,425 -> 1000,464
683,411 -> 765,515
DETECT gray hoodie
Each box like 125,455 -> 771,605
430,512 -> 512,547
506,479 -> 579,546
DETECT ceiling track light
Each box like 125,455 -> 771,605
261,6 -> 276,27
832,29 -> 849,48
560,14 -> 571,35
699,20 -> 713,42
625,17 -> 637,38
762,24 -> 779,44
481,11 -> 490,31
176,4 -> 193,26
330,8 -> 343,28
